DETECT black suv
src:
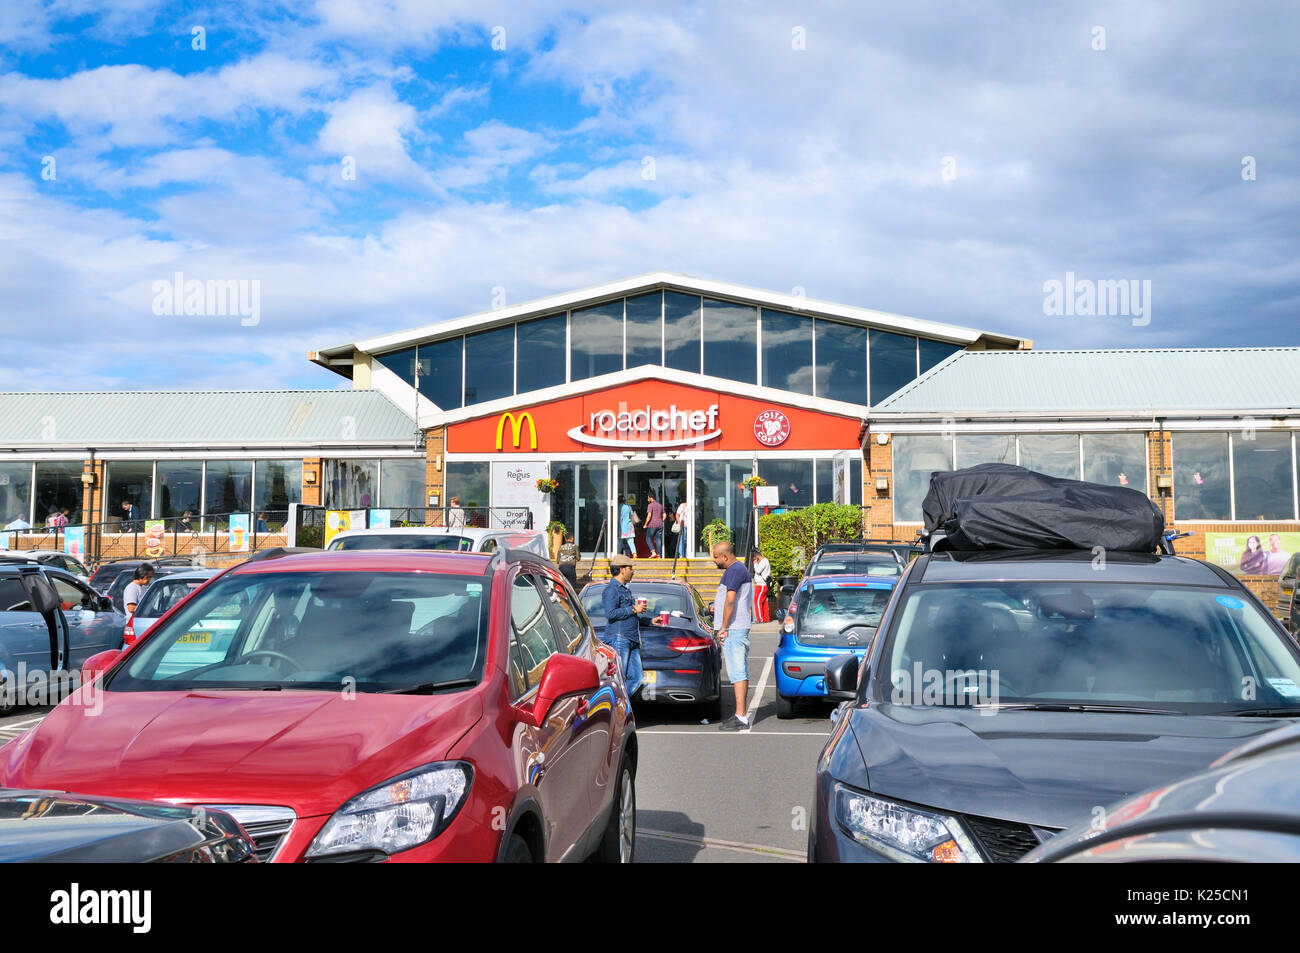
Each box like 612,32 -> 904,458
809,548 -> 1300,863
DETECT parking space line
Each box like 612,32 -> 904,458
747,656 -> 773,727
2,716 -> 47,730
637,827 -> 804,861
637,729 -> 827,736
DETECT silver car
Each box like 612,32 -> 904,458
126,569 -> 222,645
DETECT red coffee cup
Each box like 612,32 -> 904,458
658,611 -> 669,626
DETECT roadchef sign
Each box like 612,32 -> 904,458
567,403 -> 722,448
754,409 -> 791,447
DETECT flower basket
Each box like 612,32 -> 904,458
535,478 -> 560,494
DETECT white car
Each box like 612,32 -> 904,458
124,568 -> 223,645
0,549 -> 91,579
325,526 -> 549,558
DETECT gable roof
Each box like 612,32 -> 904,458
871,348 -> 1300,417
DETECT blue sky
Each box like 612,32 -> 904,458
0,0 -> 1296,391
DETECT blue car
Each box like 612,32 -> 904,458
775,574 -> 898,719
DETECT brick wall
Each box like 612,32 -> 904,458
424,425 -> 446,524
302,458 -> 322,506
864,438 -> 894,537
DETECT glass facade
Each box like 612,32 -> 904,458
570,300 -> 623,381
919,339 -> 963,374
1018,434 -> 1080,480
702,299 -> 757,385
694,460 -> 753,556
1082,433 -> 1145,489
379,459 -> 426,508
892,435 -> 955,522
869,329 -> 918,405
663,291 -> 701,373
34,462 -> 82,525
1174,432 -> 1231,520
759,458 -> 814,507
463,325 -> 514,406
106,462 -> 152,525
815,320 -> 868,405
761,309 -> 814,396
1233,431 -> 1294,521
156,461 -> 203,518
515,314 -> 565,394
624,292 -> 662,369
254,460 -> 302,514
0,463 -> 33,526
204,460 -> 252,518
375,338 -> 464,412
814,459 -> 833,504
446,461 -> 490,509
956,433 -> 1016,469
324,459 -> 378,509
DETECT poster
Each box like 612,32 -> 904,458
833,451 -> 851,505
324,510 -> 350,546
228,513 -> 250,553
143,520 -> 166,558
369,509 -> 392,529
63,525 -> 85,560
754,485 -> 779,507
1204,532 -> 1300,576
490,461 -> 548,530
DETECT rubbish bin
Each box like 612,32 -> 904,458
776,576 -> 798,619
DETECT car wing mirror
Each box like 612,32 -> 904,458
825,653 -> 861,701
82,649 -> 122,682
515,653 -> 600,728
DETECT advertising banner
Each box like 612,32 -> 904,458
490,461 -> 548,530
1204,531 -> 1300,576
228,513 -> 250,553
369,509 -> 392,529
143,520 -> 166,558
63,526 -> 85,560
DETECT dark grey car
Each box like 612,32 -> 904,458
810,550 -> 1300,863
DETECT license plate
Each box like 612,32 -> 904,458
177,632 -> 211,644
642,671 -> 657,684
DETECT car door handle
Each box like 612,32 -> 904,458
575,696 -> 589,716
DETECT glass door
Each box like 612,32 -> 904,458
693,459 -> 754,560
552,462 -> 609,556
615,463 -> 687,558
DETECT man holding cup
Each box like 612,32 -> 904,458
601,554 -> 644,697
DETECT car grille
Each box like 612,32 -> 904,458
960,814 -> 1053,863
204,805 -> 296,862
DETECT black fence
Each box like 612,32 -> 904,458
289,505 -> 535,548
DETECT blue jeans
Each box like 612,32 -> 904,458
675,530 -> 687,557
646,526 -> 663,555
609,635 -> 642,697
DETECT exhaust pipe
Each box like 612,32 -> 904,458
667,692 -> 696,702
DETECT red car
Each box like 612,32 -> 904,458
0,549 -> 637,863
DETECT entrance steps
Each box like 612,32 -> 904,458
581,557 -> 723,598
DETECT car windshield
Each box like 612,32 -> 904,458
797,586 -> 893,631
112,570 -> 490,693
809,554 -> 901,577
330,534 -> 472,552
582,585 -> 692,622
136,578 -> 207,618
881,582 -> 1300,713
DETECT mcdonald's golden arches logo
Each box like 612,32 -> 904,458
495,411 -> 538,450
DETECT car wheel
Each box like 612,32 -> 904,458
776,693 -> 795,719
503,832 -> 533,863
594,755 -> 635,863
705,694 -> 723,722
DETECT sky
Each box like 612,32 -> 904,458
0,0 -> 1296,392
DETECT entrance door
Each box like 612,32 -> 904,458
551,463 -> 609,556
615,463 -> 686,558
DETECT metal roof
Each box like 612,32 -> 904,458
0,390 -> 416,449
871,348 -> 1300,417
309,271 -> 1030,376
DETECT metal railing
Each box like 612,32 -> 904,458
288,505 -> 535,549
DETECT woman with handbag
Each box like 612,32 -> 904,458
619,495 -> 637,557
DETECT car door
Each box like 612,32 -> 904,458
0,573 -> 55,681
508,569 -> 595,860
47,571 -> 119,664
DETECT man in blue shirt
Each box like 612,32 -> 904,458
712,542 -> 753,731
601,554 -> 644,697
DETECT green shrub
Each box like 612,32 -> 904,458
701,518 -> 731,551
758,504 -> 864,578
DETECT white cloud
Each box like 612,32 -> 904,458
316,84 -> 431,187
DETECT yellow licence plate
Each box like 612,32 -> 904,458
177,632 -> 211,644
642,671 -> 657,684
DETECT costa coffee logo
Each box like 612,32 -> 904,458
754,409 -> 791,447
566,403 -> 722,448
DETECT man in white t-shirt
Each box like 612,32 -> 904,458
674,501 -> 689,557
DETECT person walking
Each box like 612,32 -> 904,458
618,495 -> 636,558
644,492 -> 664,558
447,497 -> 466,532
558,533 -> 580,590
674,498 -> 689,558
123,563 -> 155,615
712,542 -> 754,731
601,554 -> 644,696
751,547 -> 772,623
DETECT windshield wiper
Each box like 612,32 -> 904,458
1214,707 -> 1300,717
382,678 -> 478,695
979,703 -> 1184,715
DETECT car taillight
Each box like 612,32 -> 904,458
668,636 -> 713,653
123,617 -> 135,645
782,615 -> 795,633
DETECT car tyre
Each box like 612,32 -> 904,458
705,694 -> 723,722
503,832 -> 533,863
776,693 -> 795,719
594,754 -> 635,863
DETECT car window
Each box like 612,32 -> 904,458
0,577 -> 33,612
50,575 -> 94,611
536,573 -> 588,652
481,538 -> 498,553
331,534 -> 472,551
137,578 -> 206,618
798,586 -> 892,630
510,573 -> 561,688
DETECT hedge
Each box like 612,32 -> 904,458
757,504 -> 865,578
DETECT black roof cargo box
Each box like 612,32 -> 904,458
922,463 -> 1165,554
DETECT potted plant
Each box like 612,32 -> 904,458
741,475 -> 767,491
535,477 -> 560,494
546,520 -> 567,561
702,518 -> 731,552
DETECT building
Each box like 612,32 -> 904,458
308,272 -> 1028,555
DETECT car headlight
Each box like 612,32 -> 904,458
306,762 -> 472,859
833,784 -> 982,863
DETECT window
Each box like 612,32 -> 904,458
379,459 -> 425,508
761,309 -> 813,396
50,575 -> 95,611
919,339 -> 963,374
0,577 -> 32,611
464,325 -> 515,406
106,462 -> 152,522
815,320 -> 867,405
156,461 -> 203,519
0,463 -> 32,526
814,459 -> 833,504
536,573 -> 587,651
571,300 -> 624,381
1017,434 -> 1080,480
1082,433 -> 1146,490
254,460 -> 302,514
892,435 -> 954,522
1234,431 -> 1294,520
1174,432 -> 1230,520
376,338 -> 463,411
515,314 -> 566,394
664,292 -> 701,374
956,434 -> 1015,469
34,462 -> 82,525
510,573 -> 561,688
624,292 -> 662,369
204,461 -> 252,518
324,459 -> 379,509
759,459 -> 813,507
446,462 -> 490,512
869,329 -> 918,405
702,298 -> 757,385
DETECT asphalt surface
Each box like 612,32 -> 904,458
0,622 -> 829,864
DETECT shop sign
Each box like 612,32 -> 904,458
754,409 -> 791,447
566,403 -> 721,448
